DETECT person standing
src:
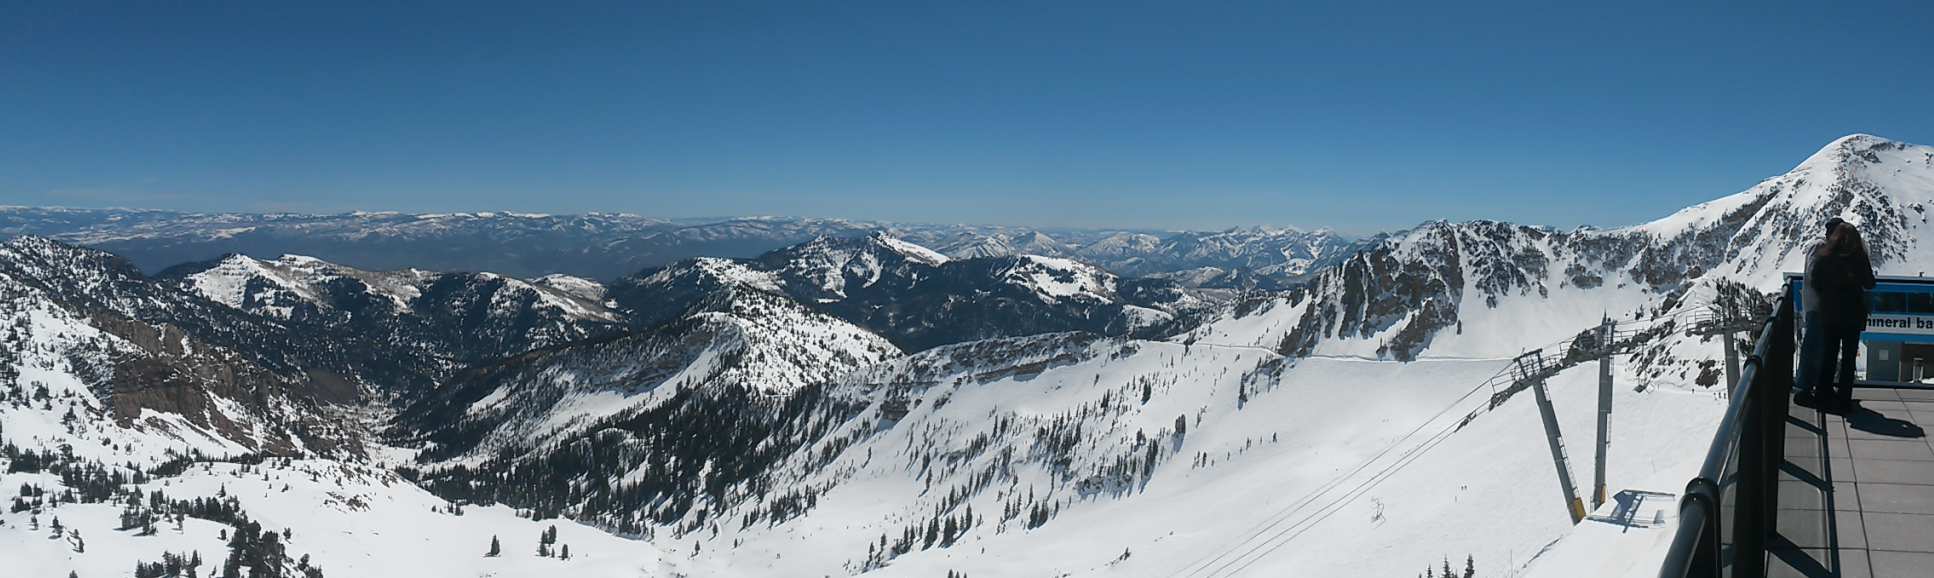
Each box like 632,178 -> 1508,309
1811,221 -> 1877,411
1795,218 -> 1842,406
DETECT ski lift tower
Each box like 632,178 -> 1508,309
1514,348 -> 1587,524
1690,284 -> 1768,391
1590,316 -> 1615,510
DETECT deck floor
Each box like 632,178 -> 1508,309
1773,386 -> 1934,578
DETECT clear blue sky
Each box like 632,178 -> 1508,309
3,1 -> 1931,233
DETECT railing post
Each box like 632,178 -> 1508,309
1660,292 -> 1793,578
1732,291 -> 1796,578
1734,354 -> 1767,578
1687,475 -> 1724,578
1594,316 -> 1615,510
1762,291 -> 1796,558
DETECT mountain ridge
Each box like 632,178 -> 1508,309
4,133 -> 1932,578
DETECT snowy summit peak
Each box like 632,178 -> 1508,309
1794,132 -> 1912,172
864,231 -> 950,266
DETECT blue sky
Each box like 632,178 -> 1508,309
3,1 -> 1931,233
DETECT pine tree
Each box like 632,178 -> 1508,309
1464,555 -> 1476,578
560,544 -> 570,560
486,535 -> 501,557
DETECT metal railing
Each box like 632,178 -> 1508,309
1658,291 -> 1794,578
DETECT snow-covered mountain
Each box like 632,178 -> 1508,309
1119,226 -> 1358,285
170,253 -> 620,329
5,134 -> 1933,578
400,286 -> 900,460
752,233 -> 952,302
613,233 -> 1218,351
891,225 -> 1357,288
394,287 -> 902,536
923,229 -> 1078,260
0,237 -> 365,461
440,133 -> 1934,577
156,253 -> 623,393
1184,134 -> 1933,363
0,236 -> 681,577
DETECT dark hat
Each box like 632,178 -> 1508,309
1824,217 -> 1846,235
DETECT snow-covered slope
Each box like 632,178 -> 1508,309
6,133 -> 1933,578
398,287 -> 900,466
997,255 -> 1118,304
432,133 -> 1933,578
662,334 -> 1727,578
0,457 -> 679,578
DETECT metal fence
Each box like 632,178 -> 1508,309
1658,291 -> 1794,578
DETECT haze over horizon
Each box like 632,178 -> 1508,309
5,2 -> 1932,233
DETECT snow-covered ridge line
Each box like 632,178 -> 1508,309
177,252 -> 617,323
1182,133 -> 1934,362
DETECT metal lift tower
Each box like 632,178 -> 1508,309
1515,349 -> 1587,524
1591,316 -> 1614,510
1692,284 -> 1767,391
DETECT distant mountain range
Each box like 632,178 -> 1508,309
4,134 -> 1932,578
0,208 -> 1356,288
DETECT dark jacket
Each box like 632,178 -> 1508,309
1812,251 -> 1877,334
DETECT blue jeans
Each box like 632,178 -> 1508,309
1797,312 -> 1826,394
1797,311 -> 1860,401
1820,330 -> 1860,399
